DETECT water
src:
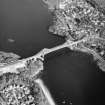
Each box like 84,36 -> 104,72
0,0 -> 65,58
0,0 -> 105,105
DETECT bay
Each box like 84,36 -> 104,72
0,0 -> 105,105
